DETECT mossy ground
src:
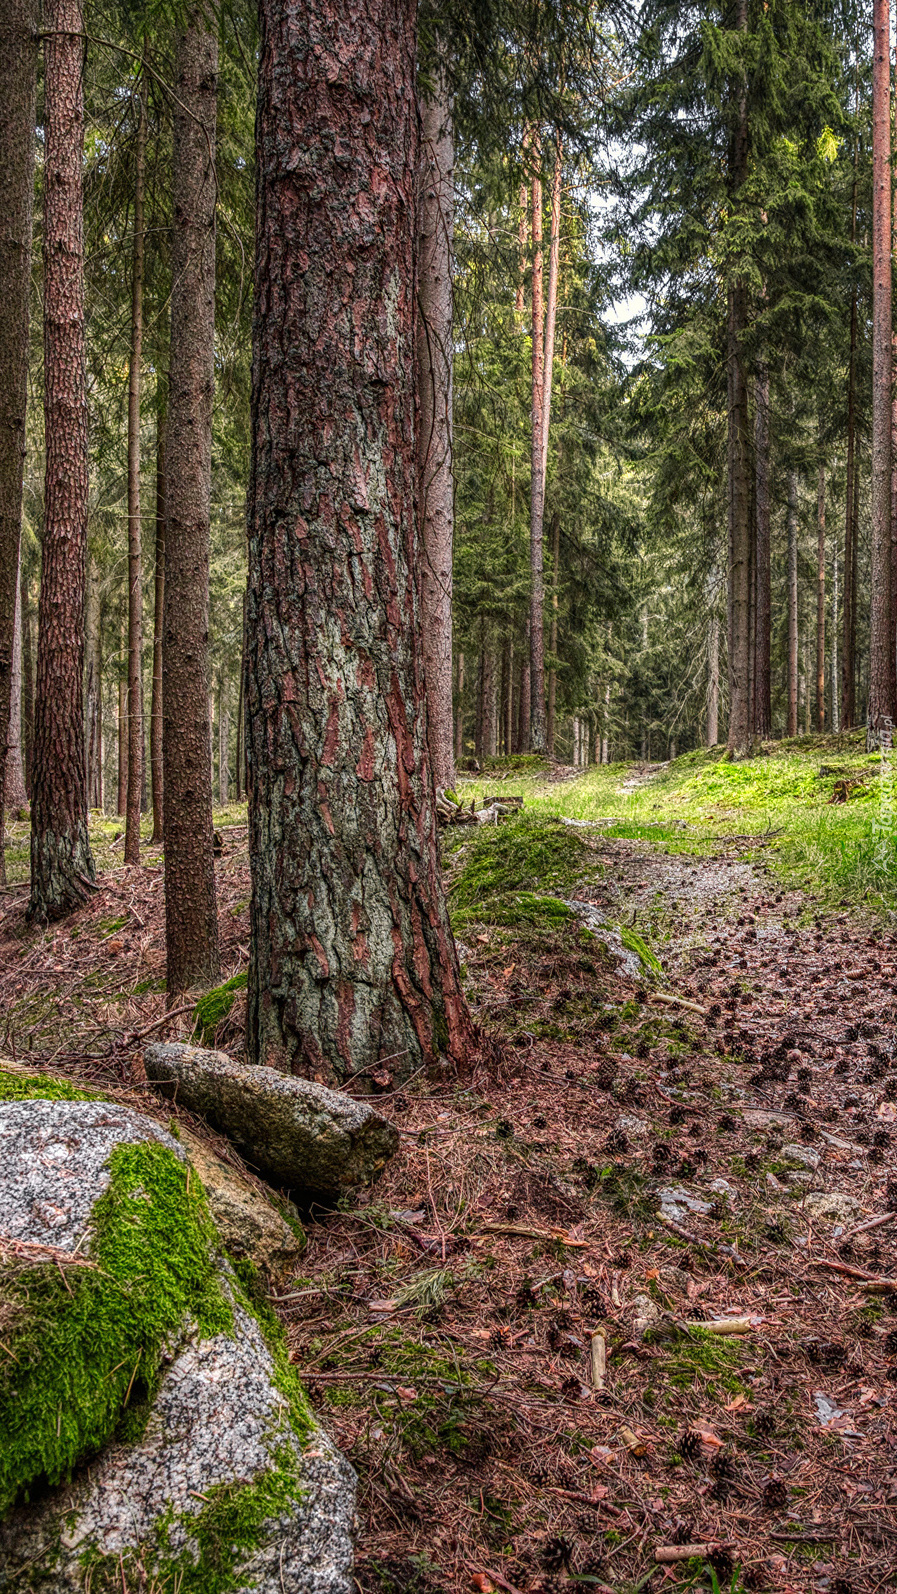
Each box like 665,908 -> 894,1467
192,971 -> 249,1046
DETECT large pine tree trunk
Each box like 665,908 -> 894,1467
0,0 -> 37,880
529,137 -> 547,752
786,471 -> 799,737
753,361 -> 771,737
816,461 -> 826,731
869,0 -> 895,737
416,73 -> 455,792
246,0 -> 472,1080
29,0 -> 96,919
124,72 -> 147,865
162,13 -> 220,991
150,402 -> 165,842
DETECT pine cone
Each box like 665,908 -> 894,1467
753,1407 -> 776,1438
763,1477 -> 788,1509
710,1449 -> 736,1482
883,1328 -> 897,1355
677,1429 -> 702,1461
541,1536 -> 572,1572
577,1509 -> 603,1535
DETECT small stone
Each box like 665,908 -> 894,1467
615,1114 -> 648,1138
801,1190 -> 861,1226
781,1142 -> 821,1171
658,1185 -> 713,1221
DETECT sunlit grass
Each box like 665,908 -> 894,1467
458,733 -> 897,912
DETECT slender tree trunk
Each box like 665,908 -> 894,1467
787,470 -> 799,737
29,0 -> 96,919
84,556 -> 103,809
707,611 -> 719,747
843,294 -> 858,728
753,361 -> 771,737
541,132 -> 562,480
455,650 -> 464,763
816,460 -> 826,731
0,0 -> 37,881
5,549 -> 27,810
514,134 -> 529,323
162,13 -> 220,991
505,639 -> 514,754
725,0 -> 751,758
518,621 -> 531,753
831,528 -> 840,732
235,587 -> 246,802
246,0 -> 472,1080
21,560 -> 33,792
124,70 -> 147,864
217,671 -> 228,805
416,73 -> 455,791
117,607 -> 127,815
870,0 -> 894,736
150,401 -> 166,842
546,513 -> 560,753
481,647 -> 498,758
529,136 -> 547,752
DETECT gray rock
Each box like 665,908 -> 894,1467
658,1185 -> 713,1221
616,1114 -> 649,1138
179,1126 -> 305,1282
801,1189 -> 861,1226
0,1284 -> 355,1593
0,1096 -> 355,1592
144,1042 -> 399,1193
781,1142 -> 821,1171
631,1292 -> 661,1336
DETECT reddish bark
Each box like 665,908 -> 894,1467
246,0 -> 472,1080
786,471 -> 799,737
869,0 -> 894,734
725,0 -> 752,758
150,403 -> 166,842
816,461 -> 826,731
0,0 -> 37,878
529,137 -> 547,752
842,291 -> 858,729
29,0 -> 96,919
162,14 -> 220,991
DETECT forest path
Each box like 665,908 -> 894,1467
305,823 -> 897,1594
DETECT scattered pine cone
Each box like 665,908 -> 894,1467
541,1536 -> 572,1572
718,1113 -> 737,1132
763,1477 -> 788,1509
884,1328 -> 897,1355
753,1407 -> 776,1438
595,1060 -> 617,1090
533,1114 -> 547,1129
873,1128 -> 892,1148
677,1429 -> 702,1461
885,1179 -> 897,1212
708,1548 -> 733,1580
604,1129 -> 628,1155
796,1065 -> 812,1089
832,1579 -> 853,1594
710,1449 -> 736,1481
495,1118 -> 514,1140
669,1104 -> 687,1125
577,1509 -> 603,1535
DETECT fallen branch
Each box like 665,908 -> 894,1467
812,1260 -> 897,1290
842,1211 -> 897,1241
589,1327 -> 607,1389
655,1543 -> 734,1564
649,991 -> 707,1016
680,1317 -> 752,1336
480,1222 -> 587,1247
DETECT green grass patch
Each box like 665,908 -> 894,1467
0,1066 -> 99,1104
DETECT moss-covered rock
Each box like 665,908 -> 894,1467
0,1088 -> 356,1593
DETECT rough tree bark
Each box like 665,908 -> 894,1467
869,0 -> 894,737
518,622 -> 531,753
707,611 -> 719,748
786,470 -> 799,737
725,0 -> 752,758
124,70 -> 147,864
416,72 -> 455,792
150,402 -> 165,842
816,460 -> 826,731
217,671 -> 228,805
162,13 -> 220,991
529,136 -> 547,752
0,0 -> 37,881
831,530 -> 840,732
546,513 -> 560,753
842,291 -> 858,729
454,650 -> 464,763
117,608 -> 127,815
21,561 -> 33,791
481,648 -> 498,758
29,0 -> 96,919
753,361 -> 771,738
246,0 -> 473,1080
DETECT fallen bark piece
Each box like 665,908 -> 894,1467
143,1042 -> 399,1194
589,1328 -> 607,1389
655,1543 -> 733,1565
682,1317 -> 752,1336
649,991 -> 707,1016
480,1222 -> 587,1246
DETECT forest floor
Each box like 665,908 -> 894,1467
1,735 -> 897,1594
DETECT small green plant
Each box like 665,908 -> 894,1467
192,972 -> 248,1045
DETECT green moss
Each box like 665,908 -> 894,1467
0,1141 -> 231,1514
0,1068 -> 98,1103
618,925 -> 663,972
448,816 -> 589,930
192,974 -> 248,1046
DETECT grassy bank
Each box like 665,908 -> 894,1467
459,732 -> 897,912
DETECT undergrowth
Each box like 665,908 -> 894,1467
447,815 -> 592,933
